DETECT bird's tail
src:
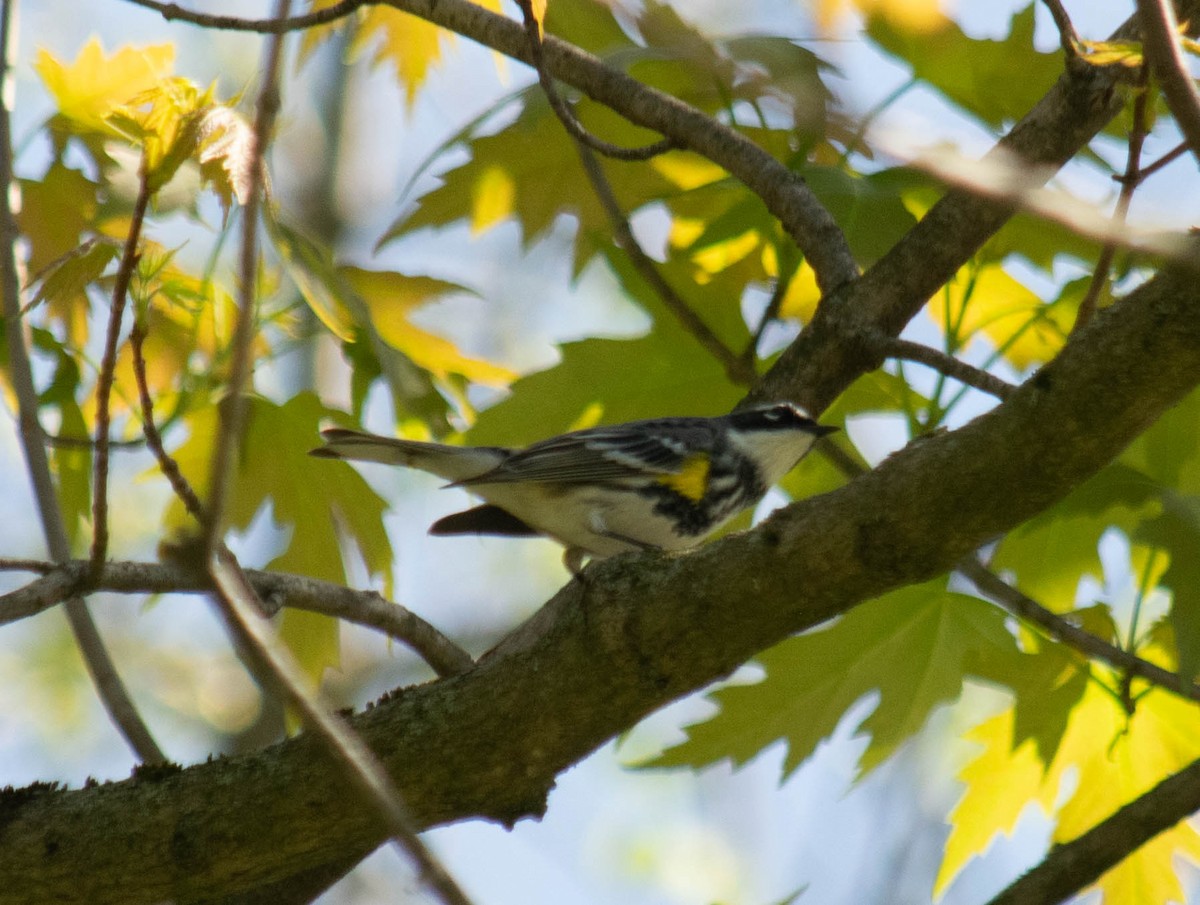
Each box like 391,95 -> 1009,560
310,428 -> 506,483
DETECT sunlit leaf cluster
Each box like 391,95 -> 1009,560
9,1 -> 1200,901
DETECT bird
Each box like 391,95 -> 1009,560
311,402 -> 836,574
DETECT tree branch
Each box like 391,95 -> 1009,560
1137,0 -> 1200,163
3,237 -> 1200,903
876,337 -> 1015,400
755,4 -> 1199,413
90,172 -> 151,575
202,6 -> 282,547
985,755 -> 1200,905
207,549 -> 474,905
1040,0 -> 1081,57
129,321 -> 208,523
1073,68 -> 1150,332
120,0 -> 859,296
0,0 -> 165,766
512,0 -> 673,161
123,0 -> 368,31
960,559 -> 1200,704
574,142 -> 756,385
187,10 -> 474,903
0,559 -> 473,678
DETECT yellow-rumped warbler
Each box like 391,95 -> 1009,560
312,402 -> 835,573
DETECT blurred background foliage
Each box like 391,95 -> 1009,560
5,0 -> 1200,902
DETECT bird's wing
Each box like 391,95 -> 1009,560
456,420 -> 717,486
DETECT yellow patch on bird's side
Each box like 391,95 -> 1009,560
656,454 -> 710,501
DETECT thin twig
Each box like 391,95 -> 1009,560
120,0 -> 860,296
209,551 -> 475,905
1137,0 -> 1200,164
44,434 -> 145,450
888,142 -> 1189,263
1073,69 -> 1149,333
127,280 -> 465,672
574,142 -> 756,384
202,10 -> 285,549
130,324 -> 469,673
91,173 -> 152,576
0,557 -> 56,574
877,337 -> 1015,400
130,321 -> 208,522
198,9 -> 477,902
0,0 -> 166,765
1040,0 -> 1081,56
742,269 -> 793,365
513,0 -> 673,161
961,560 -> 1200,705
1134,140 -> 1188,184
123,0 -> 368,31
0,559 -> 474,677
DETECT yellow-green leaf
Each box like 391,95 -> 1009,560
352,7 -> 447,107
18,163 -> 100,275
931,261 -> 1073,369
939,679 -> 1200,902
646,581 -> 1018,780
160,395 -> 394,682
35,39 -> 174,136
340,266 -> 513,387
1077,39 -> 1144,68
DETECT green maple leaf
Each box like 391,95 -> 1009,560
644,580 -> 1018,779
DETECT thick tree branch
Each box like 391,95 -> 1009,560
2,240 -> 1199,903
121,0 -> 859,296
756,4 -> 1200,412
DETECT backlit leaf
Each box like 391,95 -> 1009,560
340,266 -> 514,388
939,680 -> 1200,902
35,39 -> 174,136
991,465 -> 1160,611
930,260 -> 1074,369
646,581 -> 1018,779
351,7 -> 447,108
867,5 -> 1060,129
1135,495 -> 1200,681
161,395 -> 394,682
26,241 -> 120,348
18,163 -> 100,275
382,93 -> 678,273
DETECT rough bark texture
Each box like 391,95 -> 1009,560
9,1 -> 1200,902
2,251 -> 1199,903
